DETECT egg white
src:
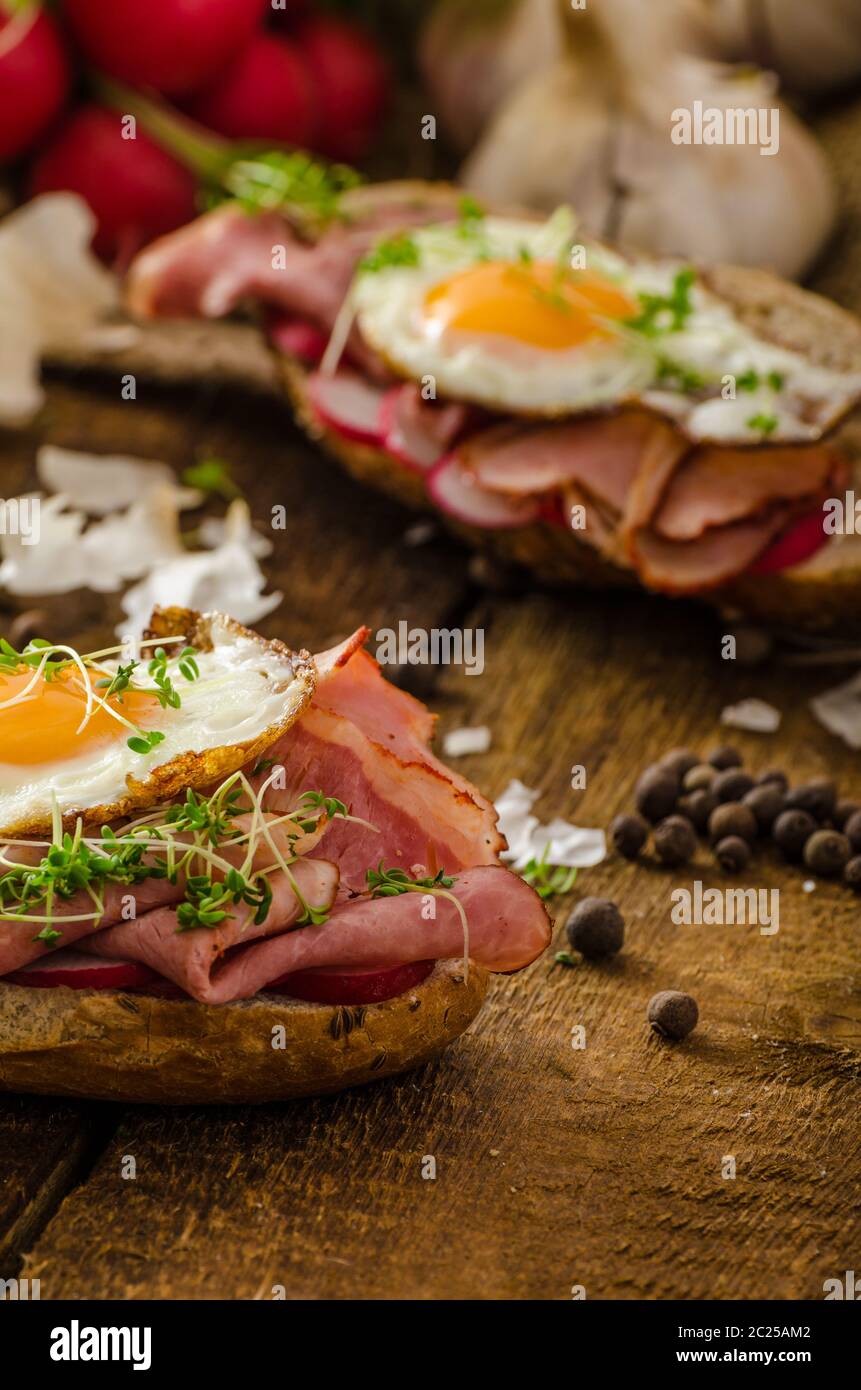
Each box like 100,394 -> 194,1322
352,210 -> 861,444
0,615 -> 308,834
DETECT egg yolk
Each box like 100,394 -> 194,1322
0,667 -> 162,767
423,261 -> 638,351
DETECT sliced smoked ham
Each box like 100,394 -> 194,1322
79,859 -> 339,1001
80,865 -> 550,1003
631,508 -> 794,592
651,445 -> 837,542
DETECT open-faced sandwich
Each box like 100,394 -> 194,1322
0,608 -> 549,1103
127,174 -> 861,630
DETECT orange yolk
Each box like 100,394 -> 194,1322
423,261 -> 637,351
0,668 -> 162,767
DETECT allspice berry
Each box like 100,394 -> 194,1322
677,789 -> 718,833
712,768 -> 755,804
803,829 -> 850,877
715,835 -> 751,873
635,766 -> 679,823
708,801 -> 758,845
659,748 -> 699,779
742,783 -> 784,833
610,813 -> 649,860
843,856 -> 861,890
653,814 -> 697,866
773,808 -> 817,861
682,763 -> 716,793
707,746 -> 742,770
784,778 -> 836,823
833,799 -> 861,832
566,898 -> 625,959
842,810 -> 861,853
756,768 -> 789,792
648,990 -> 699,1041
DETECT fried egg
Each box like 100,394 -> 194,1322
0,610 -> 314,838
351,209 -> 861,444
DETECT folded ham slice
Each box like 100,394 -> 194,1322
259,628 -> 502,892
650,445 -> 837,542
81,865 -> 549,1003
631,508 -> 794,592
0,814 -> 301,977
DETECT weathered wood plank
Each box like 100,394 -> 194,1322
0,1099 -> 96,1278
1,375 -> 471,656
18,589 -> 861,1300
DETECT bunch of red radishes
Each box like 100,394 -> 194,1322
0,0 -> 390,261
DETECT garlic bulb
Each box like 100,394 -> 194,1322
419,0 -> 563,152
461,0 -> 836,280
699,0 -> 861,95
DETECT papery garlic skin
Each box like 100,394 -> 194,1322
419,0 -> 563,152
462,54 -> 836,281
701,0 -> 861,96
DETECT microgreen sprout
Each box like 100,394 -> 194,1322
520,843 -> 578,900
625,267 -> 696,337
0,776 -> 379,946
365,862 -> 470,977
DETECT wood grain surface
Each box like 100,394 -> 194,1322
0,373 -> 859,1301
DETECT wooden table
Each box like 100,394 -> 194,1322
1,365 -> 859,1302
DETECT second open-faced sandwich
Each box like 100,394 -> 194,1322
127,173 -> 861,629
0,607 -> 550,1103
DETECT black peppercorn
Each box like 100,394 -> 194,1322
844,810 -> 861,853
707,745 -> 742,770
566,898 -> 625,959
634,766 -> 679,822
833,799 -> 861,832
712,768 -> 755,803
773,808 -> 817,861
708,801 -> 758,844
610,813 -> 649,860
677,789 -> 718,833
742,783 -> 784,833
659,748 -> 699,779
756,767 -> 789,792
803,829 -> 850,876
843,856 -> 861,890
647,990 -> 698,1040
653,814 -> 697,866
715,835 -> 751,873
682,762 -> 716,793
784,778 -> 837,823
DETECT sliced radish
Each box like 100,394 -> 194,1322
307,368 -> 386,446
267,959 -> 434,1004
428,453 -> 540,529
379,385 -> 470,473
747,507 -> 830,575
268,314 -> 329,365
6,950 -> 161,991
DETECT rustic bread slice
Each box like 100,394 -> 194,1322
0,959 -> 487,1104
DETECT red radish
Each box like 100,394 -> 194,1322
30,104 -> 198,264
379,386 -> 470,473
267,313 -> 329,366
0,4 -> 70,161
186,33 -> 317,148
428,453 -> 540,529
6,950 -> 161,991
61,0 -> 269,97
748,507 -> 830,575
268,959 -> 434,1005
307,368 -> 387,446
296,15 -> 389,160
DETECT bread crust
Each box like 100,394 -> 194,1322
276,354 -> 861,631
0,959 -> 488,1104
